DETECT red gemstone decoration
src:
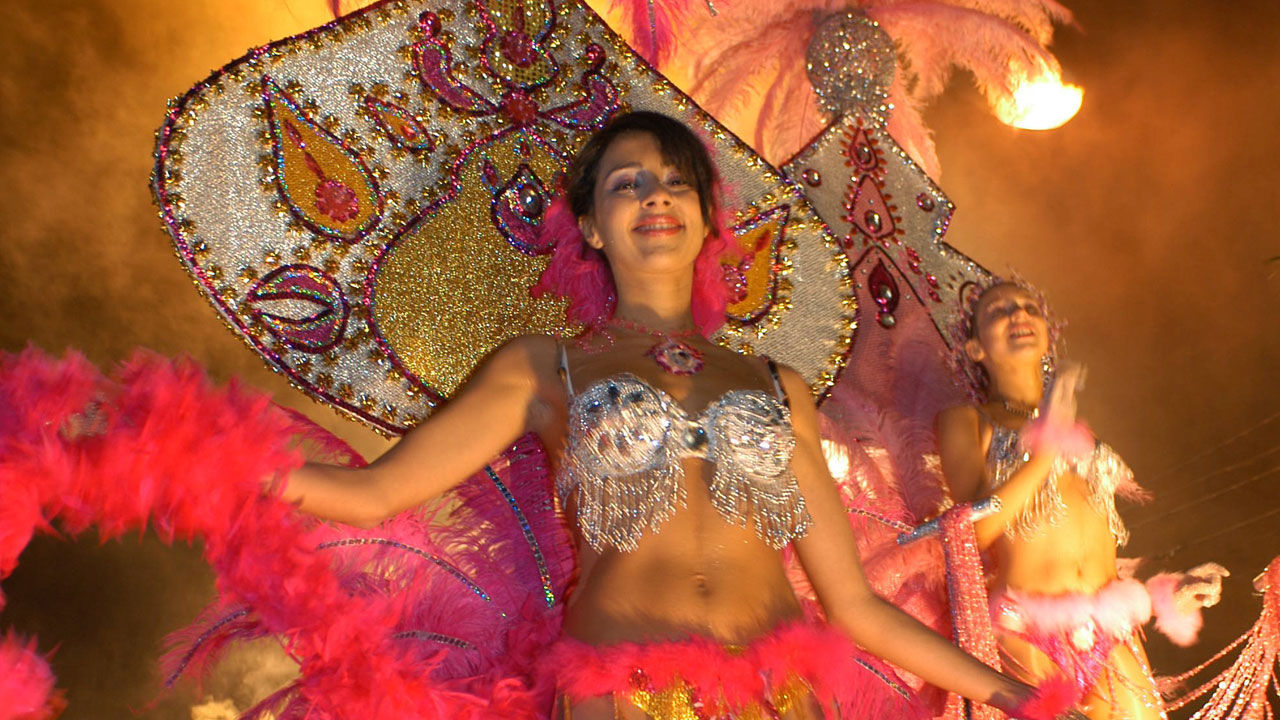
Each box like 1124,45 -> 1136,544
500,91 -> 540,126
314,179 -> 360,222
500,31 -> 538,67
647,338 -> 704,376
845,175 -> 896,242
868,260 -> 900,329
723,262 -> 751,304
629,667 -> 653,691
420,11 -> 441,36
846,127 -> 879,171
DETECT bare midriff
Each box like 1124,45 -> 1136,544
560,459 -> 805,645
987,470 -> 1119,595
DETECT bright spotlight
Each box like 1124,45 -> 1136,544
996,70 -> 1084,130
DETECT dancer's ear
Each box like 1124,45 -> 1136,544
579,216 -> 603,250
964,338 -> 986,364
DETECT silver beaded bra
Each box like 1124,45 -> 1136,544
985,422 -> 1134,546
556,360 -> 811,553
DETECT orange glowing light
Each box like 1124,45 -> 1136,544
996,70 -> 1084,130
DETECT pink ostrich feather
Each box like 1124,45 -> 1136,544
607,0 -> 724,66
0,348 -> 571,719
0,633 -> 60,720
669,0 -> 1074,176
548,623 -> 929,719
687,7 -> 827,167
868,3 -> 1062,105
923,0 -> 1073,45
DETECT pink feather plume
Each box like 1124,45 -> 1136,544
657,0 -> 1075,177
1011,674 -> 1078,720
0,633 -> 60,720
1147,573 -> 1204,647
0,348 -> 573,719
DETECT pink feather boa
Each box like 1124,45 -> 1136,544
0,633 -> 61,720
547,622 -> 929,719
1010,674 -> 1078,720
990,578 -> 1153,639
0,347 -> 574,719
1146,573 -> 1203,647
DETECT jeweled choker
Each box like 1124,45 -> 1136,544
608,317 -> 704,376
996,395 -> 1040,420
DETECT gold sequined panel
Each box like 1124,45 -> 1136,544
725,206 -> 790,323
627,675 -> 817,720
371,130 -> 569,396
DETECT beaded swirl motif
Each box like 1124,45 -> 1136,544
986,425 -> 1134,545
557,374 -> 810,552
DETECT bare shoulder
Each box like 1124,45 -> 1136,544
771,362 -> 813,402
464,335 -> 564,403
769,362 -> 822,429
488,334 -> 559,372
937,404 -> 981,432
934,403 -> 987,485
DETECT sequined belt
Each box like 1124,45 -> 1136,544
544,622 -> 928,720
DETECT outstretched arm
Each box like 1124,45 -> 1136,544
780,368 -> 1032,712
283,335 -> 559,527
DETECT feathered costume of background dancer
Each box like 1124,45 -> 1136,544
936,278 -> 1229,720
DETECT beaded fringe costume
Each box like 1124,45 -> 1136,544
984,423 -> 1148,544
558,372 -> 809,553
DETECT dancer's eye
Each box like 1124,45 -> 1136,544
985,303 -> 1013,319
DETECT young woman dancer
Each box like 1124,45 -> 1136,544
283,112 -> 1064,719
937,280 -> 1225,720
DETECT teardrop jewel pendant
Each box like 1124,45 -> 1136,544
646,337 -> 704,376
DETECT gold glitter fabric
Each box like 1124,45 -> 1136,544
153,0 -> 990,434
628,675 -> 816,720
556,676 -> 819,720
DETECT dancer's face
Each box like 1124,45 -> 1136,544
577,131 -> 707,278
965,284 -> 1050,370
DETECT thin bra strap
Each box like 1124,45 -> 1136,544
765,358 -> 788,408
557,342 -> 575,397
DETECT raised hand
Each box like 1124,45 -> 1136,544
1176,562 -> 1230,612
1041,360 -> 1086,428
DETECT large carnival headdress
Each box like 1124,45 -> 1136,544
152,0 -> 1073,433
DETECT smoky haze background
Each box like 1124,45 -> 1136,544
1,0 -> 1276,718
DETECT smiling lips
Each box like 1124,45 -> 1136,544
1008,325 -> 1037,341
633,214 -> 683,236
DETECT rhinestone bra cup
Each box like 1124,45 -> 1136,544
557,373 -> 811,553
986,425 -> 1134,545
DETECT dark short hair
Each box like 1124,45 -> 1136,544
563,111 -> 718,224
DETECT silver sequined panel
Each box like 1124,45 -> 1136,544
987,425 -> 1133,546
558,375 -> 686,553
557,374 -> 810,552
706,391 -> 810,549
